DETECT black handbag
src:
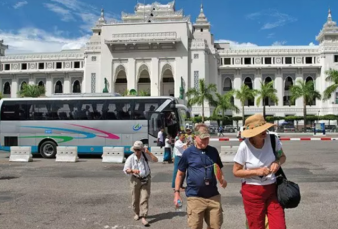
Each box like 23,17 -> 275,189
270,134 -> 301,209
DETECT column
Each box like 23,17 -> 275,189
46,74 -> 52,96
64,73 -> 70,93
151,58 -> 159,96
11,76 -> 18,98
127,58 -> 136,91
29,74 -> 34,85
275,69 -> 283,107
82,58 -> 87,93
254,69 -> 262,107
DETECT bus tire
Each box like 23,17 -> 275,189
39,140 -> 57,159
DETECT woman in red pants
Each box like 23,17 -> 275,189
233,114 -> 287,229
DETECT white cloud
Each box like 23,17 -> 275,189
247,10 -> 297,30
272,41 -> 287,46
13,1 -> 28,9
267,33 -> 275,39
309,42 -> 316,46
0,28 -> 89,54
44,0 -> 120,32
43,3 -> 75,22
215,39 -> 258,47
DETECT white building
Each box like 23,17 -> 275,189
1,2 -> 338,123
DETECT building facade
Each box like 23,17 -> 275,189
1,2 -> 338,122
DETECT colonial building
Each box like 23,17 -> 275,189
1,1 -> 338,122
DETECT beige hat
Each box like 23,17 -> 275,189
195,127 -> 211,139
131,140 -> 144,151
241,114 -> 275,138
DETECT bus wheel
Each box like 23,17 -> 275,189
39,141 -> 57,159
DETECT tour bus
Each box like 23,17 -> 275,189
0,94 -> 190,158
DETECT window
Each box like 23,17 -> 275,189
194,54 -> 199,59
244,58 -> 251,65
224,58 -> 231,65
21,63 -> 27,70
305,57 -> 312,64
73,80 -> 81,93
38,63 -> 44,69
194,71 -> 199,89
105,100 -> 131,120
74,62 -> 80,68
265,57 -> 272,64
91,56 -> 97,61
334,55 -> 338,63
3,82 -> 11,94
29,101 -> 50,120
285,57 -> 292,64
133,99 -> 164,120
200,29 -> 203,32
55,81 -> 63,93
0,101 -> 28,120
5,64 -> 10,70
56,62 -> 62,69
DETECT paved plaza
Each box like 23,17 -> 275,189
0,141 -> 337,229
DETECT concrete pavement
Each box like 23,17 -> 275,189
0,141 -> 337,229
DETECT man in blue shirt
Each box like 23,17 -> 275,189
173,124 -> 227,229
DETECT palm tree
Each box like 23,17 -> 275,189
290,79 -> 321,129
323,69 -> 338,101
212,91 -> 239,126
186,79 -> 216,123
235,85 -> 256,123
18,84 -> 45,98
256,80 -> 279,118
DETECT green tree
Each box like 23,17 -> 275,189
290,79 -> 321,129
323,69 -> 338,101
138,90 -> 150,96
256,80 -> 279,118
235,85 -> 256,123
212,91 -> 239,126
18,84 -> 45,98
186,79 -> 216,123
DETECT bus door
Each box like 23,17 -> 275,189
147,112 -> 165,146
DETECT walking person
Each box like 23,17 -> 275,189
218,125 -> 224,137
123,141 -> 158,226
163,134 -> 173,163
233,114 -> 287,229
174,124 -> 227,229
171,131 -> 188,190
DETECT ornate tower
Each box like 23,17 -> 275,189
0,40 -> 8,56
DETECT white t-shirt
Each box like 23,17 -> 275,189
174,139 -> 186,157
165,138 -> 171,148
233,135 -> 282,186
157,131 -> 164,142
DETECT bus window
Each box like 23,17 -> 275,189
134,99 -> 162,120
53,101 -> 72,120
111,100 -> 131,120
29,101 -> 50,120
0,101 -> 27,120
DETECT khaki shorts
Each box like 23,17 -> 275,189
187,194 -> 223,229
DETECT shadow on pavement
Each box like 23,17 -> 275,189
147,211 -> 186,224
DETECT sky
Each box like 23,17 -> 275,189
0,0 -> 338,54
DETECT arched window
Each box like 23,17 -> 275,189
38,81 -> 44,87
20,81 -> 27,91
73,80 -> 81,93
244,77 -> 254,106
3,82 -> 11,95
55,81 -> 63,93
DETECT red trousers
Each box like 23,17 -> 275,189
242,183 -> 286,229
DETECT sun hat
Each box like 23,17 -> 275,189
195,126 -> 211,139
241,114 -> 275,138
131,140 -> 144,151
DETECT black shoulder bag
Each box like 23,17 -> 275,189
270,134 -> 301,209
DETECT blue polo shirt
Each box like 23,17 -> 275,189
178,145 -> 223,198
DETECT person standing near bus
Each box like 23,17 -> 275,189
123,141 -> 158,227
171,131 -> 188,190
157,128 -> 165,148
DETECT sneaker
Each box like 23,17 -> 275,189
134,215 -> 140,221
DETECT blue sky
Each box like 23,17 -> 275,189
1,0 -> 338,54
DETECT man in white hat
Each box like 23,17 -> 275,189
123,141 -> 158,226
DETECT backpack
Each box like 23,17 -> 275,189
270,134 -> 301,209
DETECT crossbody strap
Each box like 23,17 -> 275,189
141,151 -> 151,175
270,134 -> 287,179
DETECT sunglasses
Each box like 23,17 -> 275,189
134,149 -> 142,151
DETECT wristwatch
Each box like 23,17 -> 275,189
276,160 -> 281,166
174,190 -> 180,193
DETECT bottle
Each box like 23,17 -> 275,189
176,199 -> 183,212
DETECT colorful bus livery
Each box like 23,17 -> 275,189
0,95 -> 189,158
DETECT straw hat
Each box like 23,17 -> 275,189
241,114 -> 275,138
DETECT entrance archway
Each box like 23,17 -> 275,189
114,65 -> 127,94
137,65 -> 150,96
161,64 -> 174,96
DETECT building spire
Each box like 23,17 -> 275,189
328,8 -> 332,21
